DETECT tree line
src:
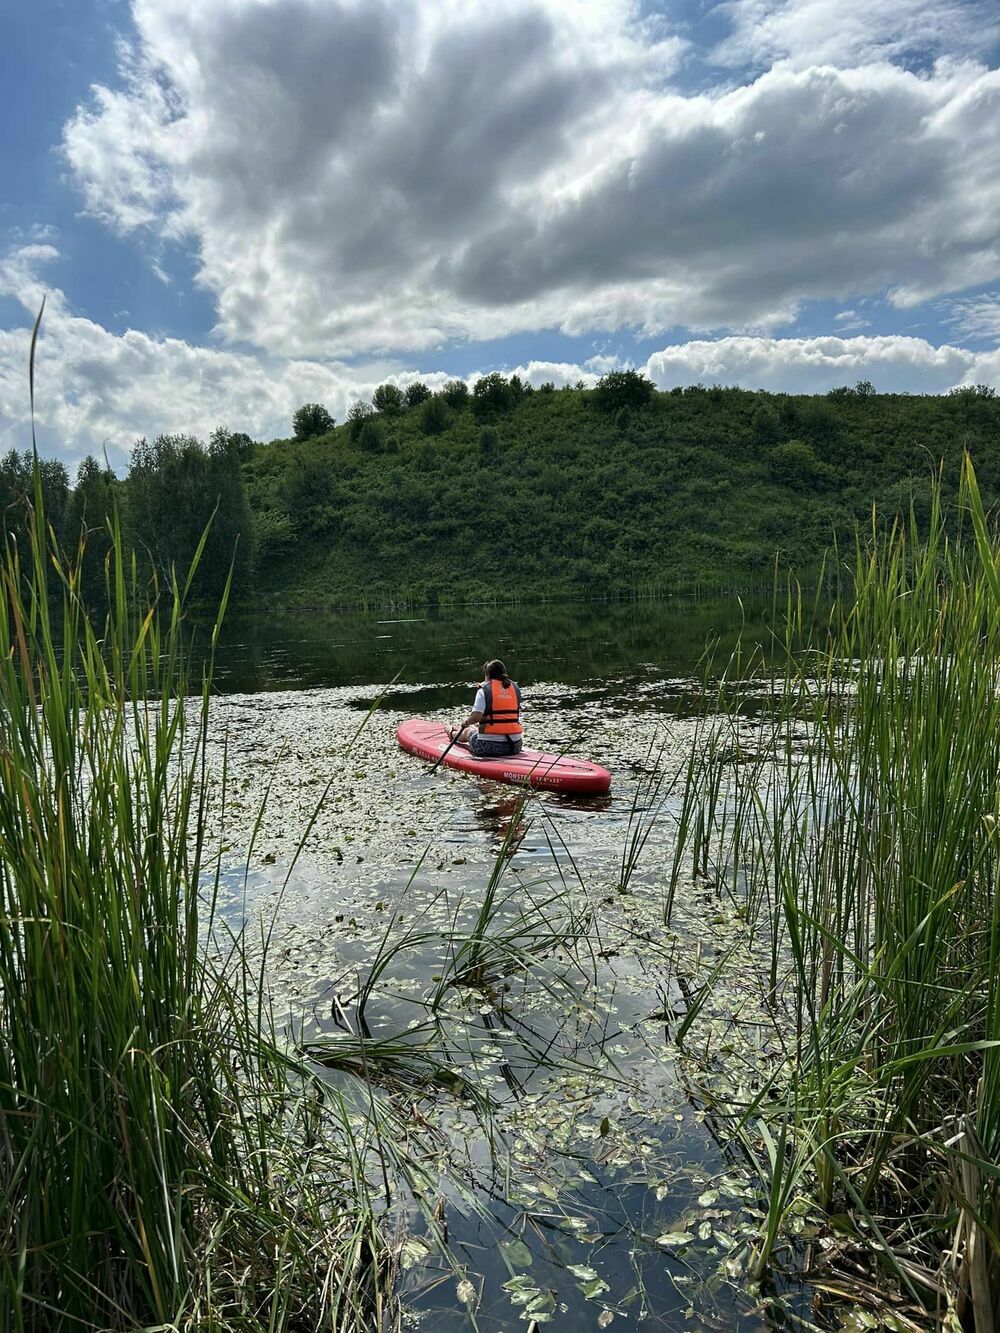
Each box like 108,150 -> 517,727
10,372 -> 998,610
249,372 -> 999,605
1,428 -> 253,608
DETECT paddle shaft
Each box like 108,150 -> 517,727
430,727 -> 463,773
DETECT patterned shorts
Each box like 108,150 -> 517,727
468,732 -> 523,758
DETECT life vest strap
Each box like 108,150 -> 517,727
480,678 -> 523,735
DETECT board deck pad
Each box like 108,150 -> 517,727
396,719 -> 611,796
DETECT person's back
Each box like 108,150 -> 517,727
449,659 -> 523,758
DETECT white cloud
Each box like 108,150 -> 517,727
833,309 -> 868,331
515,360 -> 597,388
942,292 -> 1000,343
0,247 -> 450,471
712,0 -> 999,71
59,1 -> 1000,357
969,348 -> 1000,387
64,81 -> 177,233
2,246 -> 997,469
446,63 -> 1000,332
642,333 -> 994,394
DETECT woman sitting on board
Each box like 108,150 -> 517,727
447,659 -> 523,758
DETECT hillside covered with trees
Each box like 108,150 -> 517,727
245,374 -> 1000,605
10,373 -> 999,608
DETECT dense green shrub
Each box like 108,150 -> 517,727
592,369 -> 655,413
769,439 -> 824,489
47,381 -> 1000,609
357,419 -> 383,452
473,373 -> 515,416
347,400 -> 374,439
420,395 -> 449,435
372,383 -> 406,415
252,506 -> 296,557
292,402 -> 334,440
752,405 -> 781,445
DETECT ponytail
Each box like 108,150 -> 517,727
484,658 -> 512,688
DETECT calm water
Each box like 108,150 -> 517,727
208,595 -> 782,700
206,597 -> 819,1332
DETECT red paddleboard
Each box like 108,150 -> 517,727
397,719 -> 611,796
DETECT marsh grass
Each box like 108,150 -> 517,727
671,459 -> 1000,1327
309,801 -> 603,1104
0,464 -> 398,1330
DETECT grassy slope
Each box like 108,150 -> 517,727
244,385 -> 1000,607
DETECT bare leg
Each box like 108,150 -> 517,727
450,725 -> 476,744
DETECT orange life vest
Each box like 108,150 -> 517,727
480,679 -> 522,736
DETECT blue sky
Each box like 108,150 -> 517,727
2,0 -> 215,341
1,0 -> 998,470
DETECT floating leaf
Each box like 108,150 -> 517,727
399,1237 -> 430,1269
654,1230 -> 694,1247
502,1275 -> 536,1295
500,1239 -> 534,1267
583,1278 -> 610,1299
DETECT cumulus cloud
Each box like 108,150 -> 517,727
712,0 -> 999,71
2,244 -> 998,469
447,64 -> 1000,323
60,0 -> 999,358
0,247 -> 450,470
641,333 -> 996,394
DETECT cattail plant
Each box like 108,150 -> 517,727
671,459 -> 1000,1326
0,328 -> 392,1330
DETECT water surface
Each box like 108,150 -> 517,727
203,597 -> 819,1331
208,595 -> 782,699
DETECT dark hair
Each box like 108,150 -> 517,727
484,659 -> 511,688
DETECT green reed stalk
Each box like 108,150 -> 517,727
0,472 -> 387,1330
671,458 -> 1000,1323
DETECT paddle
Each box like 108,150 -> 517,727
430,724 -> 464,774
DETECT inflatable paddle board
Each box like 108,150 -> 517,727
396,719 -> 611,796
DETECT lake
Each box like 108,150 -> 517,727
208,594 -> 784,698
203,596 -> 818,1332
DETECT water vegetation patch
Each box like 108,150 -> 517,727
669,460 -> 1000,1330
0,480 -> 407,1331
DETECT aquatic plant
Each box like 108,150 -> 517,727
671,459 -> 1000,1327
0,330 -> 395,1329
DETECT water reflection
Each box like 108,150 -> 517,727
202,595 -> 785,697
197,609 -> 829,1331
474,789 -> 530,853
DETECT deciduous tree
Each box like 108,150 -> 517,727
404,382 -> 432,408
592,370 -> 655,413
292,403 -> 335,440
372,383 -> 406,416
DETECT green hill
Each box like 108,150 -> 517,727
21,377 -> 996,611
243,379 -> 1000,607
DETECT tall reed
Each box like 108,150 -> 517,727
0,473 -> 387,1330
671,460 -> 1000,1326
